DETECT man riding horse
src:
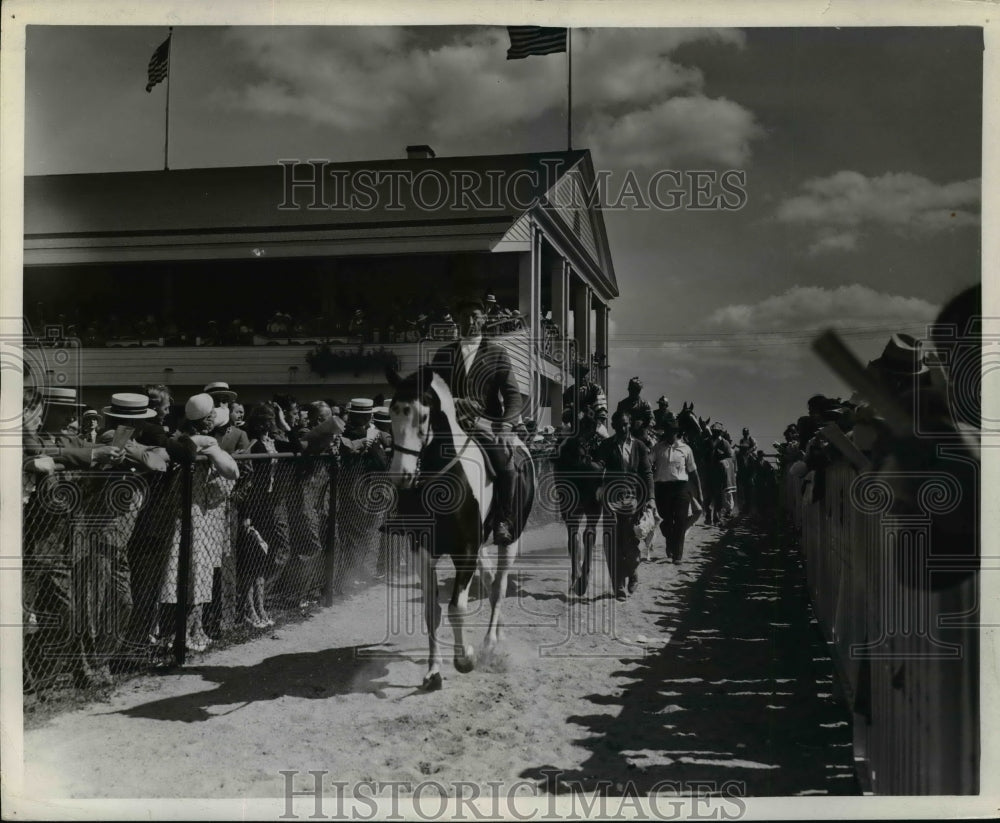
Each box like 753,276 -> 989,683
429,295 -> 521,546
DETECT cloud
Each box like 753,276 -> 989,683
611,285 -> 940,380
216,26 -> 760,169
776,171 -> 980,253
584,95 -> 763,169
707,284 -> 938,333
574,28 -> 746,109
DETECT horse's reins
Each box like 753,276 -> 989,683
391,419 -> 475,481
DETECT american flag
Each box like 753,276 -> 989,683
145,35 -> 171,93
506,26 -> 567,60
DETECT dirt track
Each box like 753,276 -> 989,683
21,518 -> 859,801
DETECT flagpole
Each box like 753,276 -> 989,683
567,28 -> 572,151
163,27 -> 173,171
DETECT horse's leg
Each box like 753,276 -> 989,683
567,518 -> 581,594
417,544 -> 444,691
450,557 -> 478,673
484,540 -> 517,648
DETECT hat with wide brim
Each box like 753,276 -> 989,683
869,333 -> 930,376
103,392 -> 158,420
40,387 -> 85,408
203,381 -> 238,402
373,405 -> 391,425
347,397 -> 375,415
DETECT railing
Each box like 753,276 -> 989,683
22,449 -> 395,698
784,460 -> 979,794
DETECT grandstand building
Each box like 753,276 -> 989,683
23,147 -> 618,424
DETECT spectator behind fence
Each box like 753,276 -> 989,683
79,408 -> 101,443
144,384 -> 175,435
205,382 -> 250,454
879,286 -> 980,590
295,401 -> 346,560
91,394 -> 169,677
22,387 -> 127,688
203,381 -> 250,634
237,405 -> 300,628
158,394 -> 239,653
335,398 -> 387,592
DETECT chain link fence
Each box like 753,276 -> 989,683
21,449 -> 396,702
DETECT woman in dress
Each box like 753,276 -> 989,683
158,394 -> 239,652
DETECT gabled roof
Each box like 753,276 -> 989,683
23,149 -> 617,297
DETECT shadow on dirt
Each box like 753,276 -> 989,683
114,644 -> 406,723
520,521 -> 861,797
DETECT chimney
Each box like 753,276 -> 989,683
406,144 -> 436,160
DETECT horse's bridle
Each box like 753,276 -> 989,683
389,419 -> 474,480
390,415 -> 434,480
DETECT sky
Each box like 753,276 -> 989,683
21,24 -> 983,446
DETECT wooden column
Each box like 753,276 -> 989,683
550,258 -> 571,424
594,300 -> 610,395
572,277 -> 592,375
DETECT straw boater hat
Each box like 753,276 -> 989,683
373,406 -> 391,431
184,393 -> 215,422
203,381 -> 238,403
347,398 -> 375,416
40,387 -> 85,408
484,293 -> 497,305
103,392 -> 157,420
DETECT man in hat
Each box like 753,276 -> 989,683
339,398 -> 381,459
79,408 -> 102,444
595,409 -> 655,600
651,412 -> 703,564
430,295 -> 523,546
24,387 -> 123,469
706,422 -> 737,524
562,360 -> 608,434
204,381 -> 249,454
335,398 -> 388,588
653,396 -> 671,431
616,377 -> 653,440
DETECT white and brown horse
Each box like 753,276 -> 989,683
385,366 -> 534,691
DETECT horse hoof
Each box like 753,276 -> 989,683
422,672 -> 443,692
454,645 -> 476,673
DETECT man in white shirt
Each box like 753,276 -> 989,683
651,412 -> 704,564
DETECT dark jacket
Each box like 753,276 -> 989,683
24,430 -> 97,468
431,337 -> 523,431
595,435 -> 654,509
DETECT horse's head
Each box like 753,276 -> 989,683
385,365 -> 451,488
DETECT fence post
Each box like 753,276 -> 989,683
321,456 -> 339,607
174,462 -> 194,665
